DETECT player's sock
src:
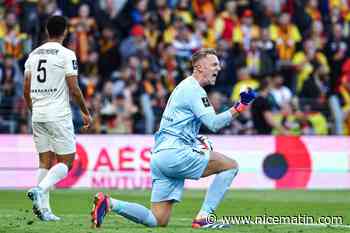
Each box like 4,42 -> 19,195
110,198 -> 157,227
37,168 -> 48,182
38,163 -> 68,193
37,168 -> 51,211
196,168 -> 238,219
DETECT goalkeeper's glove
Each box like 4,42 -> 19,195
234,87 -> 257,113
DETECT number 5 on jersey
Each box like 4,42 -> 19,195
37,59 -> 47,83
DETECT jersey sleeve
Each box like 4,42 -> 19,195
64,50 -> 78,77
189,87 -> 215,118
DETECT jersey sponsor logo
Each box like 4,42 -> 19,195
72,60 -> 78,70
163,115 -> 174,122
31,88 -> 57,93
201,97 -> 211,107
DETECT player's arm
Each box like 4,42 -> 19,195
66,75 -> 91,128
65,51 -> 92,129
197,88 -> 257,132
200,111 -> 233,132
23,71 -> 32,112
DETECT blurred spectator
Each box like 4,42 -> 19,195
233,9 -> 260,51
0,55 -> 22,96
119,24 -> 148,60
309,20 -> 326,50
89,93 -> 103,133
106,94 -> 135,134
251,78 -> 288,135
292,38 -> 329,93
0,11 -> 31,61
301,104 -> 329,135
172,24 -> 201,60
270,12 -> 301,63
157,43 -> 180,90
20,0 -> 40,48
0,57 -> 17,133
1,1 -> 349,135
131,0 -> 149,25
338,59 -> 350,134
194,17 -> 216,49
69,4 -> 97,65
270,71 -> 292,109
236,37 -> 274,77
214,0 -> 238,43
325,23 -> 348,94
151,0 -> 172,32
12,97 -> 30,134
213,39 -> 236,97
175,0 -> 193,25
97,25 -> 120,81
192,0 -> 215,26
141,69 -> 167,133
144,13 -> 162,52
305,0 -> 322,22
95,0 -> 130,39
259,27 -> 278,67
276,102 -> 302,135
299,62 -> 330,110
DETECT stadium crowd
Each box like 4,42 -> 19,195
0,0 -> 350,135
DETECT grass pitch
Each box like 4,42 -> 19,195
0,189 -> 349,233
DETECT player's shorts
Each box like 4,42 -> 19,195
150,147 -> 210,203
32,116 -> 76,155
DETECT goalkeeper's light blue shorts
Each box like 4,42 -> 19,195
150,147 -> 210,203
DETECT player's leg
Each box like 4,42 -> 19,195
28,122 -> 54,220
36,118 -> 75,220
150,201 -> 173,227
154,148 -> 233,228
91,149 -> 182,228
38,151 -> 56,214
38,153 -> 74,193
38,117 -> 76,193
194,151 -> 238,227
90,193 -> 165,228
104,176 -> 178,227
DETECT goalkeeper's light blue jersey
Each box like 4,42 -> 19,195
153,76 -> 214,152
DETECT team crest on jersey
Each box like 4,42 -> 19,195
201,97 -> 211,107
72,60 -> 78,70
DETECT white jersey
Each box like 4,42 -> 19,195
24,42 -> 78,122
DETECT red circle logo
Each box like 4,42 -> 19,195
274,136 -> 312,188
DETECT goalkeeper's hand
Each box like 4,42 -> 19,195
234,87 -> 257,113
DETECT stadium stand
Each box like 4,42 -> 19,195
0,0 -> 349,135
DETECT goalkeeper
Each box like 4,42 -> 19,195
91,48 -> 257,229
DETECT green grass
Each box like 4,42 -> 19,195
0,190 -> 349,233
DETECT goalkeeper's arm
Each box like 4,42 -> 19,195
200,88 -> 257,133
200,111 -> 233,133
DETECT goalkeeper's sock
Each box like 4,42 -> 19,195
38,163 -> 68,193
37,168 -> 51,211
196,168 -> 238,219
110,198 -> 157,227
